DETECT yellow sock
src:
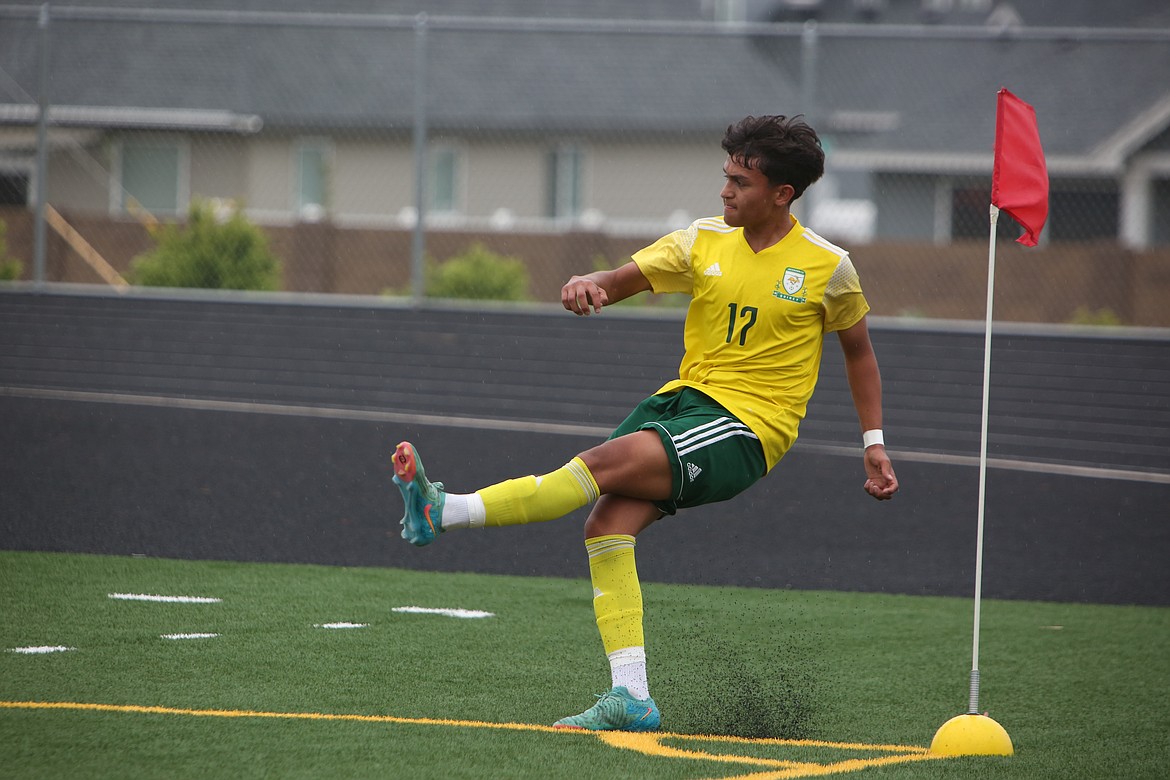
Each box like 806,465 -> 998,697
586,534 -> 644,655
478,456 -> 600,527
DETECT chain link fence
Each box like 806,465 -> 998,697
1,5 -> 1168,325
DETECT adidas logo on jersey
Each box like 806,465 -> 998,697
703,263 -> 723,277
687,462 -> 703,482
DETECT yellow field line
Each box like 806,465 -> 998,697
0,700 -> 562,734
644,731 -> 931,753
1,700 -> 947,780
597,731 -> 944,780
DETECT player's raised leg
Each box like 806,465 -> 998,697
391,440 -> 603,546
390,432 -> 670,545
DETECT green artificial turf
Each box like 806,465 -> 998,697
1,551 -> 1167,779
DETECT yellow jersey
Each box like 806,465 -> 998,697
632,215 -> 870,471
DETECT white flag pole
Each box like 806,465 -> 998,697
969,203 -> 1000,715
929,203 -> 1013,756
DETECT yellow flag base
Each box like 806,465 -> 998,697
930,714 -> 1014,756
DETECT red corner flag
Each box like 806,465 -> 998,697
992,89 -> 1049,246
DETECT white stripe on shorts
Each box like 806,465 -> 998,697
671,416 -> 736,446
672,417 -> 759,458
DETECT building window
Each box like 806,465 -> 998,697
951,184 -> 994,240
0,170 -> 28,206
296,141 -> 331,219
118,139 -> 185,215
1154,178 -> 1170,246
428,145 -> 461,214
1048,188 -> 1119,242
547,143 -> 585,220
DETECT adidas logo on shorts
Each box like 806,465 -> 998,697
687,462 -> 702,482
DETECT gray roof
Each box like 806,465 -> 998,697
1,0 -> 1168,169
809,32 -> 1170,166
15,0 -> 1168,27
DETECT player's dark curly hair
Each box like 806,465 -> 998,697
721,115 -> 825,200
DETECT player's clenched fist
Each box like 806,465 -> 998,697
562,275 -> 608,315
862,447 -> 899,500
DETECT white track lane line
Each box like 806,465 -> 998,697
3,386 -> 1166,484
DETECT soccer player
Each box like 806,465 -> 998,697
391,114 -> 898,732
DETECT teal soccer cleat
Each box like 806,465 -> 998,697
391,441 -> 445,547
552,686 -> 661,732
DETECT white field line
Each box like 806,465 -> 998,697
392,606 -> 495,619
4,385 -> 1167,484
315,622 -> 368,629
109,593 -> 222,604
8,646 -> 75,654
160,633 -> 219,640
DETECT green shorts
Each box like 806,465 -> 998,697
609,387 -> 767,515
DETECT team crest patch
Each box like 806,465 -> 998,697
774,267 -> 807,303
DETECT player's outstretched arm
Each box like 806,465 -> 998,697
837,317 -> 899,500
562,261 -> 652,315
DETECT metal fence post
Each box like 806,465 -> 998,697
33,2 -> 51,288
798,19 -> 822,227
410,12 -> 428,305
800,19 -> 818,126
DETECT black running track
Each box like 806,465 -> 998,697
2,289 -> 1168,606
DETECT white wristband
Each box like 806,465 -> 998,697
863,429 -> 885,449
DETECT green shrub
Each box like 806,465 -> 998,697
0,220 -> 23,281
427,242 -> 529,301
130,199 -> 280,290
1069,306 -> 1121,326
